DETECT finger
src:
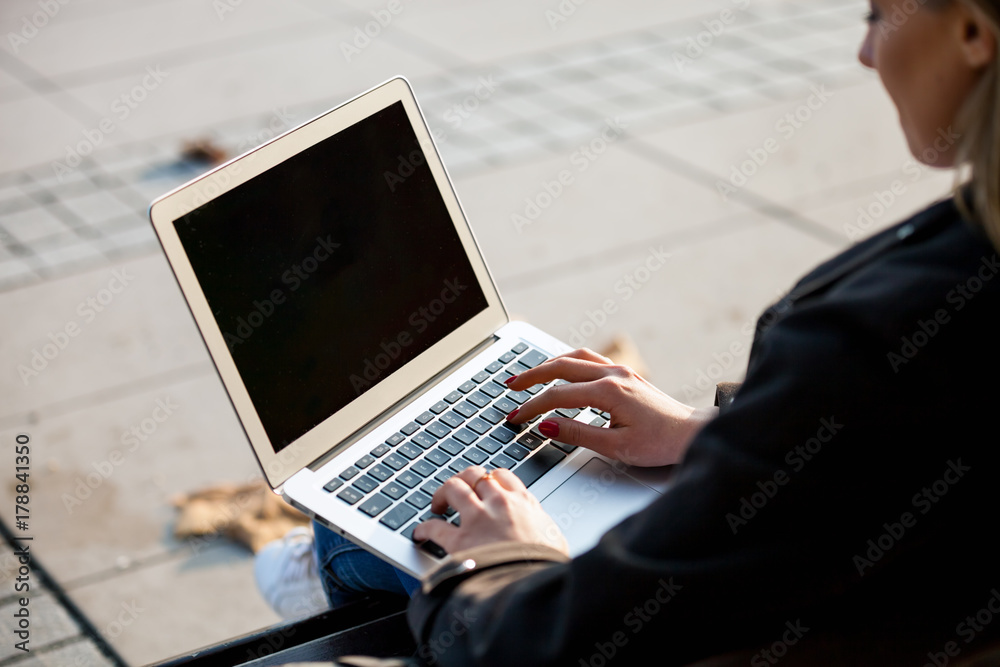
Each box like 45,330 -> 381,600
527,416 -> 621,460
430,474 -> 485,515
412,518 -> 459,553
507,357 -> 622,392
488,466 -> 526,493
544,348 -> 614,366
509,381 -> 613,424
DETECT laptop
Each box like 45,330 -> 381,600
149,77 -> 674,577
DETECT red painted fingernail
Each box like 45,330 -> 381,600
506,409 -> 520,422
505,375 -> 519,385
539,420 -> 560,439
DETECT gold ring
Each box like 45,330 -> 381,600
471,471 -> 494,494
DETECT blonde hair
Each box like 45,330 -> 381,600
951,0 -> 1000,250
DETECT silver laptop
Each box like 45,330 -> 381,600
149,77 -> 673,578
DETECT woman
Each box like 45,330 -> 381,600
259,1 -> 1000,663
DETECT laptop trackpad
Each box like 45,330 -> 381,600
540,458 -> 661,557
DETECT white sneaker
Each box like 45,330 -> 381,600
254,526 -> 329,619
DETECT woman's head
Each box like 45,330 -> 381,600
859,0 -> 1000,247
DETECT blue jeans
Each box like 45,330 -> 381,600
313,520 -> 421,608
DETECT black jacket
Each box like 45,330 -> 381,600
408,197 -> 1000,666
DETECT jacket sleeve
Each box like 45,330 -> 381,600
406,246 -> 985,666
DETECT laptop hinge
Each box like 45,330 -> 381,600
307,335 -> 500,473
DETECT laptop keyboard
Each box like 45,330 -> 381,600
320,343 -> 610,555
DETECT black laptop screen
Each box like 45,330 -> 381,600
174,102 -> 489,453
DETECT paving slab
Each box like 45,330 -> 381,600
67,542 -> 281,667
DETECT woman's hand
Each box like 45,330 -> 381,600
412,466 -> 569,556
506,348 -> 716,468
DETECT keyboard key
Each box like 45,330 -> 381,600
397,471 -> 422,488
477,438 -> 502,455
430,401 -> 449,415
494,371 -> 515,385
464,448 -> 488,465
458,381 -> 477,394
556,408 -> 582,419
449,458 -> 473,473
444,391 -> 463,404
401,422 -> 420,436
426,421 -> 452,439
412,459 -> 438,477
467,418 -> 491,435
420,479 -> 443,496
519,350 -> 548,368
384,453 -> 408,470
402,523 -> 419,542
590,416 -> 608,428
453,429 -> 478,446
406,491 -> 432,509
323,478 -> 344,493
512,445 -> 566,488
494,398 -> 519,415
368,464 -> 393,482
507,391 -> 532,405
416,411 -> 435,425
399,442 -> 423,460
380,503 -> 417,531
386,433 -> 406,447
490,427 -> 517,444
339,466 -> 359,481
426,448 -> 452,466
338,487 -> 364,505
472,370 -> 491,384
412,432 -> 439,449
512,342 -> 529,355
355,455 -> 376,469
507,362 -> 530,376
485,361 -> 504,373
467,392 -> 491,409
481,382 -> 505,398
491,453 -> 517,469
440,438 -> 466,455
419,539 -> 448,559
383,482 -> 407,500
454,402 -> 478,419
352,475 -> 378,494
518,433 -> 545,451
499,351 -> 516,364
504,443 -> 530,461
552,440 -> 578,454
526,384 -> 544,395
480,407 -> 505,424
371,443 -> 391,458
439,412 -> 464,429
435,468 -> 457,484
